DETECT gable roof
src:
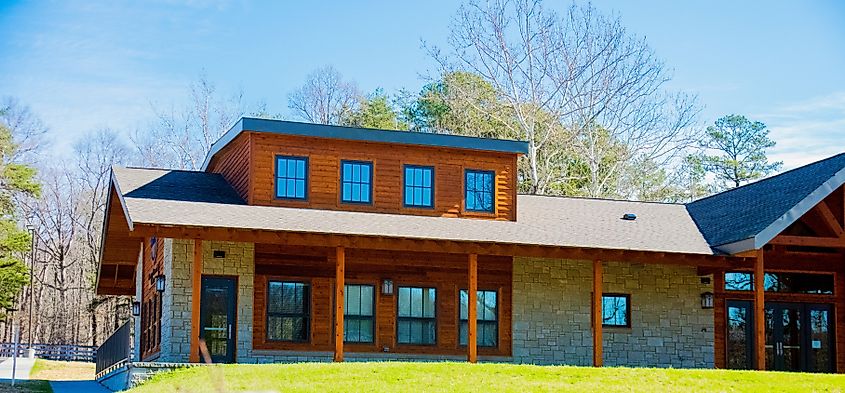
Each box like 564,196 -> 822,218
200,117 -> 530,170
686,152 -> 845,253
110,167 -> 713,255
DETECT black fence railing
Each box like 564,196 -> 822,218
0,342 -> 96,362
96,321 -> 131,377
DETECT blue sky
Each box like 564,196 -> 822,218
1,0 -> 844,168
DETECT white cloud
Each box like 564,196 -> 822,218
755,91 -> 845,169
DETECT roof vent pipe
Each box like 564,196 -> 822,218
621,213 -> 637,221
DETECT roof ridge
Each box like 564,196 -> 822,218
518,193 -> 686,206
686,151 -> 845,206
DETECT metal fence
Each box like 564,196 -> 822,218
95,321 -> 131,377
0,342 -> 97,362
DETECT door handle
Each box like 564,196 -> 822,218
228,324 -> 232,340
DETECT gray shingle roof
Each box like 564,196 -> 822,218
686,153 -> 845,252
200,117 -> 530,170
112,167 -> 714,255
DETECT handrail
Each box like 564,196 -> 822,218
95,321 -> 131,377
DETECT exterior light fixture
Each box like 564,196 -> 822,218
382,279 -> 394,295
701,292 -> 714,309
132,301 -> 141,316
155,275 -> 166,293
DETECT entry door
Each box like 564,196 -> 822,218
765,303 -> 834,373
199,277 -> 237,363
765,303 -> 802,371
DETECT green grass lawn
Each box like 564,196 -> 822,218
127,362 -> 845,393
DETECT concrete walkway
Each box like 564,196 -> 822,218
0,356 -> 35,380
50,380 -> 113,393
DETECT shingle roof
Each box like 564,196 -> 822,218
200,117 -> 530,170
112,167 -> 714,255
686,153 -> 845,252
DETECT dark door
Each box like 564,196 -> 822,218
199,276 -> 237,363
805,304 -> 834,373
726,300 -> 754,369
727,301 -> 834,372
765,302 -> 834,372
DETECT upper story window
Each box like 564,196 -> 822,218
275,156 -> 308,200
602,293 -> 630,328
465,169 -> 495,212
267,281 -> 310,342
340,161 -> 373,204
404,165 -> 434,208
459,289 -> 498,347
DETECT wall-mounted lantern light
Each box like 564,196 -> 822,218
382,279 -> 394,295
132,301 -> 141,316
701,292 -> 714,309
155,275 -> 166,293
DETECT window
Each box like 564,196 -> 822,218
403,165 -> 434,208
341,161 -> 373,204
397,286 -> 436,345
344,284 -> 375,343
602,294 -> 630,327
459,290 -> 498,347
725,272 -> 753,291
275,156 -> 308,200
267,281 -> 310,341
724,272 -> 834,294
465,169 -> 494,212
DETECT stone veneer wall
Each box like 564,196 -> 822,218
158,239 -> 256,363
512,257 -> 714,368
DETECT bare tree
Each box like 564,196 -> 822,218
0,97 -> 50,163
432,0 -> 700,197
131,75 -> 245,170
288,65 -> 360,125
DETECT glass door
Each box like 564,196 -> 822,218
200,276 -> 237,363
726,300 -> 754,369
806,304 -> 834,373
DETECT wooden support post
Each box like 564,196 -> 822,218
592,259 -> 603,367
754,249 -> 765,370
468,253 -> 478,363
334,246 -> 345,362
189,240 -> 203,363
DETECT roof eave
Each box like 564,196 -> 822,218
753,165 -> 845,249
200,117 -> 530,171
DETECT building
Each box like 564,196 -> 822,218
94,117 -> 845,388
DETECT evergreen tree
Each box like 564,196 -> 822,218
0,116 -> 40,318
700,115 -> 782,189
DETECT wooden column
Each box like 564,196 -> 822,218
468,253 -> 478,363
754,249 -> 765,370
592,259 -> 603,367
334,246 -> 345,362
189,240 -> 203,363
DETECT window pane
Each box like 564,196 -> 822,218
602,295 -> 629,327
459,290 -> 468,320
725,272 -> 752,291
346,285 -> 361,316
398,287 -> 411,317
422,168 -> 431,186
360,286 -> 374,316
410,288 -> 422,317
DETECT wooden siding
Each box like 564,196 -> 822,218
252,244 -> 513,357
246,131 -> 518,220
140,237 -> 164,360
207,132 -> 252,203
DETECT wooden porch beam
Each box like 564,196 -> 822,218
770,235 -> 845,248
189,240 -> 203,363
467,253 -> 478,364
754,249 -> 765,370
334,246 -> 345,362
814,201 -> 844,238
130,224 -> 751,269
592,259 -> 603,367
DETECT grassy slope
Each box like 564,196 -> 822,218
128,362 -> 845,393
29,359 -> 95,381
